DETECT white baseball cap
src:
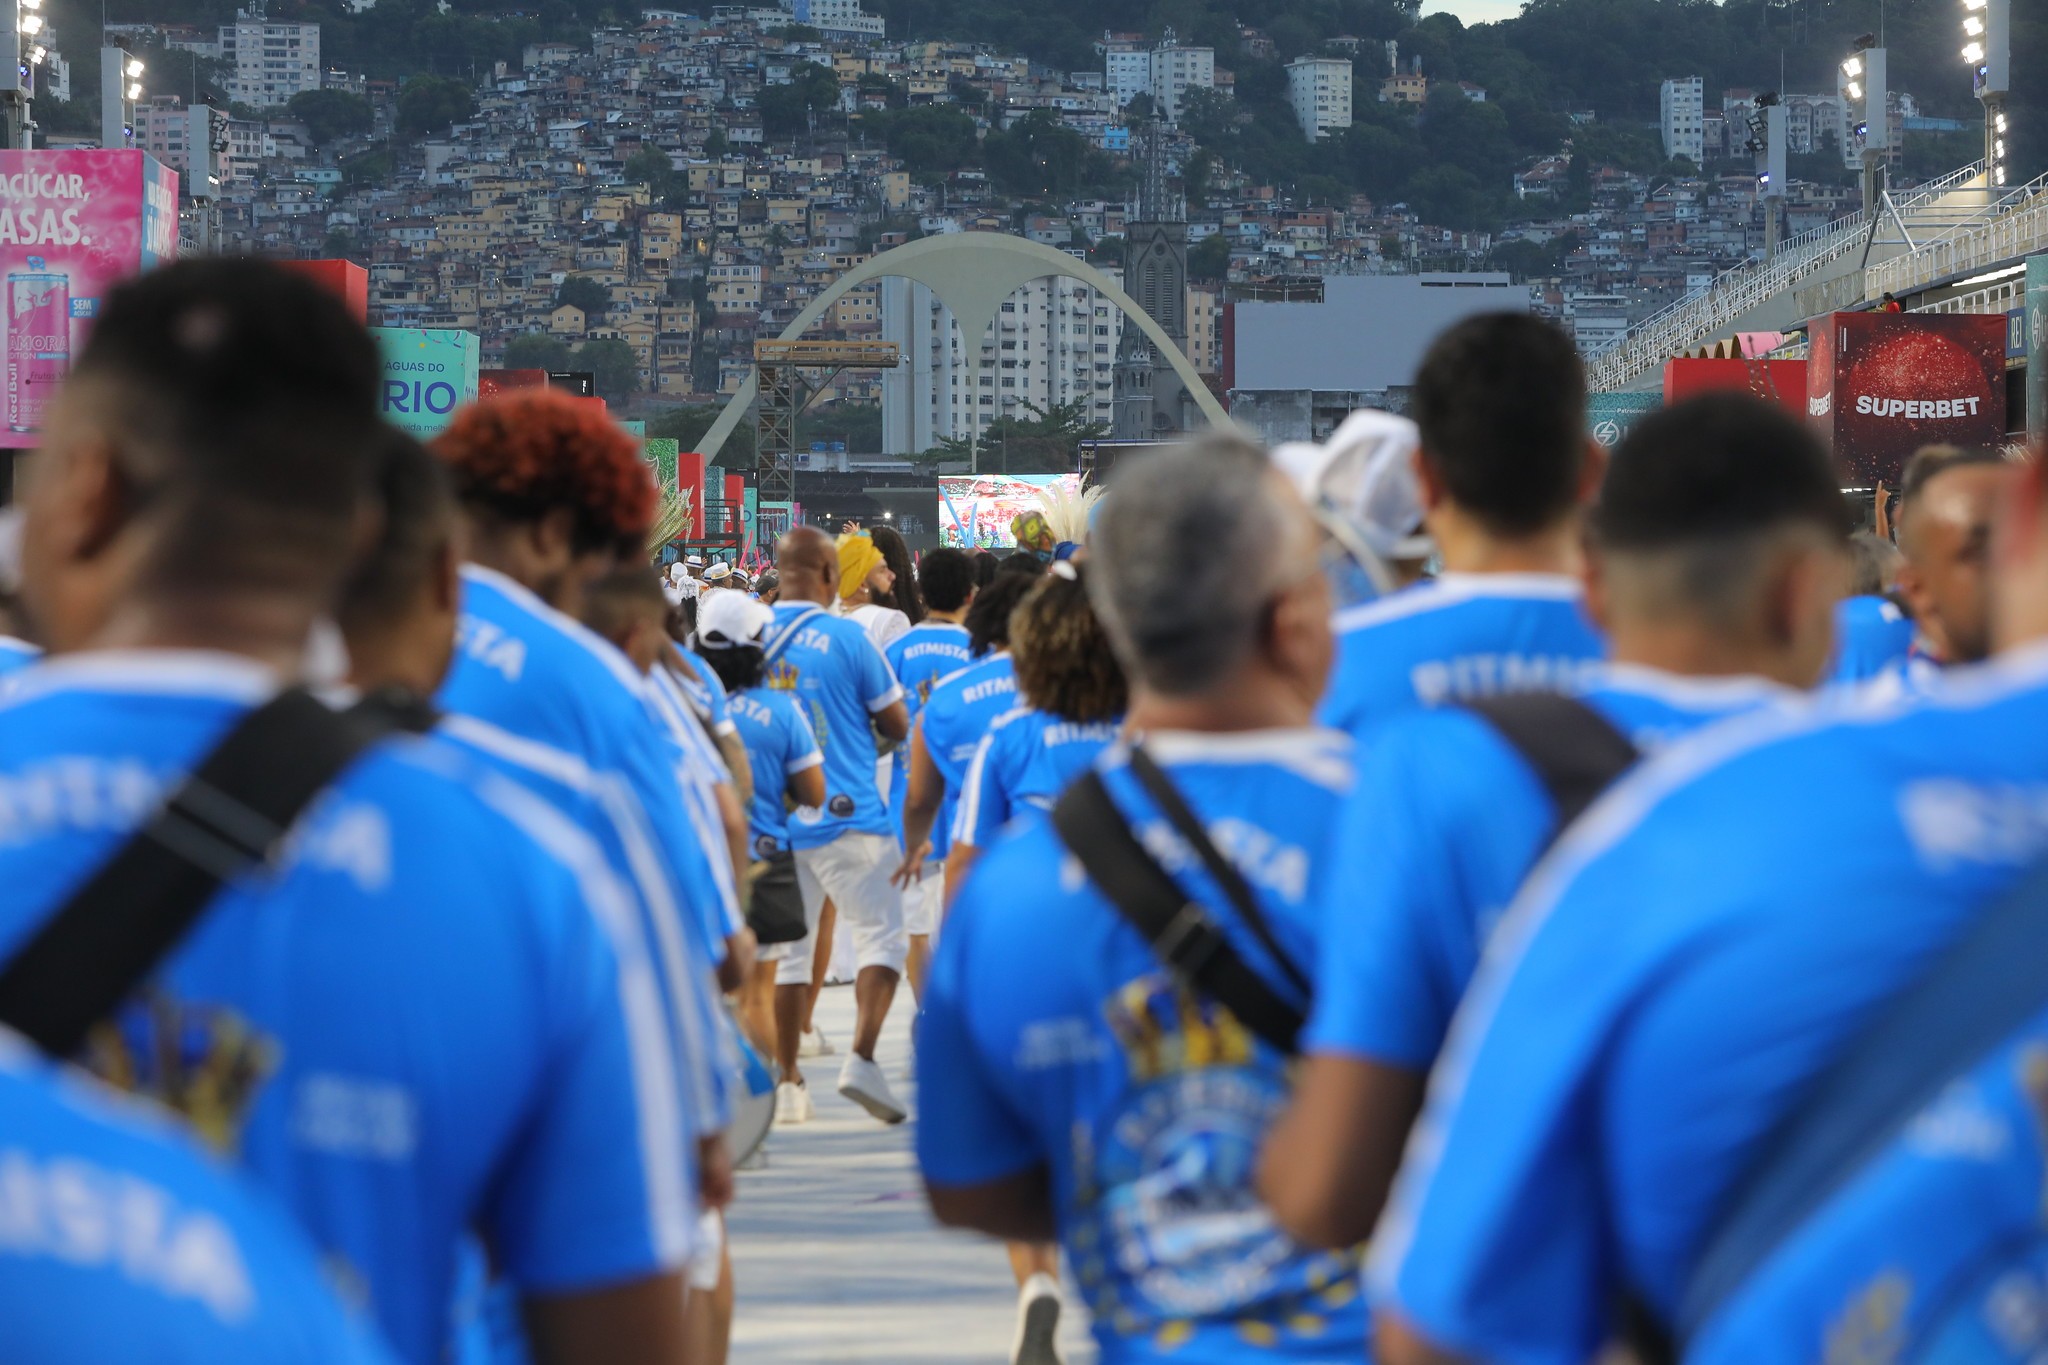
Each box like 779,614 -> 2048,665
1274,409 -> 1432,561
697,590 -> 773,647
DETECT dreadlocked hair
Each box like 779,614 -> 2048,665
1011,563 -> 1127,723
431,388 -> 655,555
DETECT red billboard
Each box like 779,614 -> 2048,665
1662,358 -> 1808,420
1807,312 -> 2007,487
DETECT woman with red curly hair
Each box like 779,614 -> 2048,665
432,388 -> 748,1351
433,387 -> 658,617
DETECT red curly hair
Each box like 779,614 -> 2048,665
431,388 -> 655,552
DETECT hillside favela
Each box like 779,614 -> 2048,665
1,0 -> 2048,1362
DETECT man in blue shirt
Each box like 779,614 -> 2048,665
1260,392 -> 1853,1252
4,260 -> 696,1365
1830,530 -> 1912,684
1366,425 -> 2048,1364
894,571 -> 1037,907
431,391 -> 738,1194
691,589 -> 828,1122
920,438 -> 1367,1364
0,1031 -> 401,1364
767,525 -> 911,1124
884,547 -> 975,997
1862,445 -> 2017,704
1319,314 -> 1605,737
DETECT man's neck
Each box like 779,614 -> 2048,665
1429,505 -> 1582,578
1125,670 -> 1315,736
84,596 -> 313,676
780,581 -> 834,608
927,606 -> 970,625
1607,625 -> 1793,687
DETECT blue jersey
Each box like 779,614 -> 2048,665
0,633 -> 40,681
0,1034 -> 400,1365
438,564 -> 733,1132
726,686 -> 822,857
0,652 -> 694,1365
644,661 -> 745,939
918,653 -> 1017,860
1318,573 -> 1605,737
1304,665 -> 1795,1069
766,602 -> 902,850
1687,1002 -> 2048,1365
1829,594 -> 1915,684
665,644 -> 738,742
886,621 -> 973,837
919,730 -> 1367,1363
952,707 -> 1121,849
1371,646 -> 2048,1365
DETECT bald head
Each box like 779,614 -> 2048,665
776,525 -> 839,606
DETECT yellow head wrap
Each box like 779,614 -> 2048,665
838,531 -> 884,602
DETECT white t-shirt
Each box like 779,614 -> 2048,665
845,602 -> 911,653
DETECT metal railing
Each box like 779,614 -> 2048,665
1868,176 -> 2048,300
1588,160 -> 1996,392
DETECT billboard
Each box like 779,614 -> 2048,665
1586,392 -> 1662,449
1662,358 -> 1808,420
478,367 -> 548,399
937,474 -> 1079,549
1807,312 -> 2007,487
2028,254 -> 2047,449
372,327 -> 479,437
0,149 -> 178,448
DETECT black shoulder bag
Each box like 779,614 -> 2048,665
0,685 -> 424,1059
1051,744 -> 1312,1056
1464,691 -> 1641,843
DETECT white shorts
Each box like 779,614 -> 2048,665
780,832 -> 908,985
903,865 -> 943,937
687,1208 -> 725,1292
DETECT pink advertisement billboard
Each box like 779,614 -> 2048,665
0,149 -> 178,448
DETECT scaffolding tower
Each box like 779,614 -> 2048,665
753,339 -> 900,506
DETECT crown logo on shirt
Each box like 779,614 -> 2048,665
83,991 -> 279,1155
766,658 -> 800,693
1106,971 -> 1254,1083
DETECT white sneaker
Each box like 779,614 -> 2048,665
798,1026 -> 834,1058
773,1080 -> 814,1126
836,1054 -> 907,1125
1011,1272 -> 1064,1365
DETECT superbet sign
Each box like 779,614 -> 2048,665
1807,311 -> 2007,486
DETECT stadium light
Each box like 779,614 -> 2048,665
125,58 -> 143,77
1841,56 -> 1863,78
1846,80 -> 1862,100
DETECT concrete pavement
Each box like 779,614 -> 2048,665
727,983 -> 1097,1364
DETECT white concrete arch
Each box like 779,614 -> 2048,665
697,231 -> 1232,458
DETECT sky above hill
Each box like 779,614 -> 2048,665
1424,0 -> 1526,24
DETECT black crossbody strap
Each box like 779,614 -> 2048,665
1465,692 -> 1640,840
1052,770 -> 1306,1056
0,686 -> 404,1058
1126,745 -> 1312,998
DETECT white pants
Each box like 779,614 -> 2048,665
781,832 -> 908,985
903,865 -> 943,937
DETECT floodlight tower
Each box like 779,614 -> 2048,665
1963,0 -> 2011,188
1,0 -> 50,148
1749,92 -> 1787,260
1840,38 -> 1886,217
99,46 -> 142,150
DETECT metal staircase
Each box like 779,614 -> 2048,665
1587,160 -> 2041,392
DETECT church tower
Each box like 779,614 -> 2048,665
1112,115 -> 1190,441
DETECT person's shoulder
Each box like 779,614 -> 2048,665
460,565 -> 645,696
950,817 -> 1087,935
985,704 -> 1035,738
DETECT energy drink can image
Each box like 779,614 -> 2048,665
7,268 -> 69,434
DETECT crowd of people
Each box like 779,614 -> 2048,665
0,255 -> 2039,1365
